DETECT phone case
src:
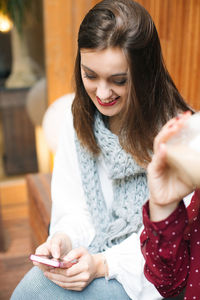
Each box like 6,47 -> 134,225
30,254 -> 61,267
30,254 -> 78,268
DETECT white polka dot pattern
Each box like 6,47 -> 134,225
140,190 -> 200,299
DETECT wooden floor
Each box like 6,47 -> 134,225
0,179 -> 33,300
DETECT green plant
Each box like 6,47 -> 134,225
0,0 -> 31,32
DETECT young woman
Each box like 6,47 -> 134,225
11,0 -> 191,299
141,113 -> 200,300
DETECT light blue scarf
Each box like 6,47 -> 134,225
75,111 -> 148,253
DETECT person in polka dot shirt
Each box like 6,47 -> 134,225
140,112 -> 200,300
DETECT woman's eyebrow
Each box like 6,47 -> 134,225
111,72 -> 127,77
81,65 -> 96,73
81,64 -> 127,77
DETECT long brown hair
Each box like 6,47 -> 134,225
72,0 -> 192,165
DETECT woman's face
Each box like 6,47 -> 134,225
80,47 -> 129,120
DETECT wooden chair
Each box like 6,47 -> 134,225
26,173 -> 52,251
0,201 -> 6,252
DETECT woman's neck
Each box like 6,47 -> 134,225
109,115 -> 122,136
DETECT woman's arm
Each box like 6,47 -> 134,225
141,199 -> 190,298
140,112 -> 196,297
102,233 -> 162,300
49,99 -> 95,248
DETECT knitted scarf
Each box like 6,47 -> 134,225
75,111 -> 149,253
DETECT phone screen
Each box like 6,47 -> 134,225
30,254 -> 78,268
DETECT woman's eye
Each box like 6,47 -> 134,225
83,73 -> 96,79
113,78 -> 127,85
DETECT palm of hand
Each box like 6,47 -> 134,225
149,163 -> 192,207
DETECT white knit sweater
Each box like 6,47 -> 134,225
49,97 -> 161,300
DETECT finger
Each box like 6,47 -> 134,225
61,248 -> 87,276
148,143 -> 167,176
49,279 -> 85,291
50,237 -> 62,259
154,121 -> 179,153
44,270 -> 69,283
63,247 -> 86,262
33,262 -> 53,272
154,112 -> 191,153
35,242 -> 50,256
44,270 -> 84,283
45,269 -> 88,284
60,259 -> 78,269
33,243 -> 52,271
48,260 -> 83,277
155,143 -> 167,172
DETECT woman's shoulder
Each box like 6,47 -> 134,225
43,92 -> 75,126
53,92 -> 74,118
54,93 -> 75,133
42,93 -> 75,153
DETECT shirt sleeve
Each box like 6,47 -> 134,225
103,233 -> 162,300
49,100 -> 95,248
140,200 -> 190,298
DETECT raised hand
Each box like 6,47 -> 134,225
148,112 -> 194,221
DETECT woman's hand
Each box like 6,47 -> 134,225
148,112 -> 194,221
43,247 -> 106,291
33,232 -> 72,272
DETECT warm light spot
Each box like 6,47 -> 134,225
0,12 -> 13,33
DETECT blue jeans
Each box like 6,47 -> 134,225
11,266 -> 131,300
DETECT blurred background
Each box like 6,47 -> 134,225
0,0 -> 200,299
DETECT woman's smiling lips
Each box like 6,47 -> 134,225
96,96 -> 119,106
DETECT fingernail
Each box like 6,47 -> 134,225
54,252 -> 59,259
183,110 -> 190,115
52,247 -> 60,259
169,124 -> 177,130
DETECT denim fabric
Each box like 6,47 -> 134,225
11,266 -> 131,300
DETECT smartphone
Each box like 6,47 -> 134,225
30,254 -> 78,268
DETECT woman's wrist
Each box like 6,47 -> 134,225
149,200 -> 179,222
93,253 -> 109,279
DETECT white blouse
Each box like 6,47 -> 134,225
49,98 -> 161,300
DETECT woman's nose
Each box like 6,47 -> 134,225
96,83 -> 112,100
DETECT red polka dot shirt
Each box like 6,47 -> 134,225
140,189 -> 200,300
